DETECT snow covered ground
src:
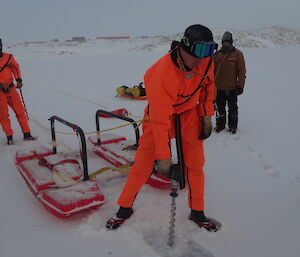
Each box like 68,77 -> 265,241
1,36 -> 300,257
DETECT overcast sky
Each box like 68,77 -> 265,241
1,0 -> 299,45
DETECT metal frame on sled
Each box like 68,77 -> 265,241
15,116 -> 105,218
88,109 -> 171,189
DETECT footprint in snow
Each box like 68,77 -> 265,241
228,133 -> 282,178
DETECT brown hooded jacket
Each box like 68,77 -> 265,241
213,48 -> 246,91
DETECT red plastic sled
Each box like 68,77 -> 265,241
117,94 -> 147,100
90,110 -> 171,189
88,134 -> 134,167
99,108 -> 129,118
89,134 -> 170,189
15,117 -> 106,218
40,180 -> 105,218
147,173 -> 172,189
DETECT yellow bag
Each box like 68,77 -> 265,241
116,86 -> 127,96
125,87 -> 133,96
116,83 -> 144,98
131,87 -> 140,97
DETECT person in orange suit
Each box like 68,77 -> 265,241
0,38 -> 35,145
106,25 -> 220,231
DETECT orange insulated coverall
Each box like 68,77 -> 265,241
0,53 -> 30,136
118,52 -> 215,211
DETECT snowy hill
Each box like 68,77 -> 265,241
215,26 -> 300,47
138,26 -> 300,51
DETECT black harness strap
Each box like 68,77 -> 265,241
173,57 -> 213,107
0,54 -> 12,73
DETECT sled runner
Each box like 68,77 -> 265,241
15,116 -> 105,218
88,109 -> 171,189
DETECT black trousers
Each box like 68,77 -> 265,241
216,90 -> 238,129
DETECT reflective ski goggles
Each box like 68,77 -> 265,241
192,41 -> 218,58
181,36 -> 218,58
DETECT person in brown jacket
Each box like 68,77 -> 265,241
213,31 -> 246,134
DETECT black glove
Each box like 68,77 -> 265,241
235,88 -> 243,95
199,116 -> 212,140
16,79 -> 23,89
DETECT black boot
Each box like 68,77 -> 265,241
106,207 -> 133,230
189,210 -> 219,232
23,132 -> 36,141
214,126 -> 225,133
229,127 -> 237,134
7,135 -> 14,145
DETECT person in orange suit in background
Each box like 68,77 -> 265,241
106,25 -> 220,232
0,38 -> 35,145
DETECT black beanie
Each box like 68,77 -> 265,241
222,31 -> 233,44
180,24 -> 213,56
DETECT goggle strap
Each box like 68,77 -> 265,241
190,43 -> 195,54
207,43 -> 214,57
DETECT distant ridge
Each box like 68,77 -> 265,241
10,26 -> 300,57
